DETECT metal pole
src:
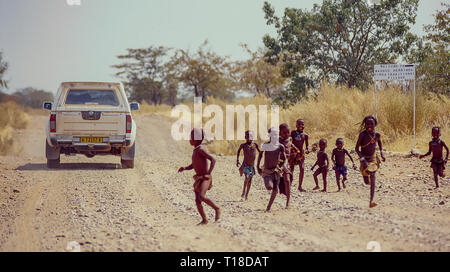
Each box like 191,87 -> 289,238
413,79 -> 416,149
374,81 -> 378,121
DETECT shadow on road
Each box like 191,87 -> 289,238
16,163 -> 121,171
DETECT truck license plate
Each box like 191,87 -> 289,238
80,137 -> 103,143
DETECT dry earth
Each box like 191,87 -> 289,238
0,115 -> 449,252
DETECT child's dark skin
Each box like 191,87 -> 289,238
236,131 -> 261,200
257,131 -> 287,212
419,127 -> 448,188
311,139 -> 329,192
355,117 -> 386,208
290,119 -> 310,192
331,139 -> 356,191
279,125 -> 293,208
178,129 -> 220,225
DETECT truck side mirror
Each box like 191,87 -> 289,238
130,102 -> 140,111
43,102 -> 52,110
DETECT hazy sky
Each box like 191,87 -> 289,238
0,0 -> 445,94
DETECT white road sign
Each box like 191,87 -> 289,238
373,64 -> 415,80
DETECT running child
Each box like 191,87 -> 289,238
331,138 -> 356,191
178,128 -> 221,225
419,126 -> 448,188
257,128 -> 288,212
236,130 -> 261,200
311,139 -> 329,192
279,123 -> 295,208
355,116 -> 386,208
290,119 -> 310,192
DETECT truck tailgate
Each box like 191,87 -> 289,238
55,111 -> 126,136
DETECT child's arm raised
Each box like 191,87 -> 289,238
236,144 -> 243,167
376,133 -> 386,162
198,147 -> 216,175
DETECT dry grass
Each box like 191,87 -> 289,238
156,84 -> 449,155
0,101 -> 30,154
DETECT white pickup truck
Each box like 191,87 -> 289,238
43,82 -> 139,169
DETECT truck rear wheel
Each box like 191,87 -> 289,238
121,159 -> 134,169
47,158 -> 61,168
46,140 -> 61,168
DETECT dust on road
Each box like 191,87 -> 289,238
0,115 -> 449,251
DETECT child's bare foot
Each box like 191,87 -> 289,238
312,186 -> 320,190
369,202 -> 377,208
197,220 -> 208,225
215,208 -> 221,222
320,189 -> 327,192
298,188 -> 306,192
337,188 -> 341,192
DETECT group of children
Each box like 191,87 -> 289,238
178,116 -> 448,225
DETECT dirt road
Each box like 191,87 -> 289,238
0,115 -> 449,252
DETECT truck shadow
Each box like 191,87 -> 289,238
16,163 -> 121,171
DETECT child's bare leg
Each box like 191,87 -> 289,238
284,174 -> 290,209
266,178 -> 278,212
195,193 -> 208,225
432,165 -> 440,188
369,173 -> 377,208
335,173 -> 341,191
321,170 -> 327,192
312,169 -> 320,190
342,175 -> 347,188
241,177 -> 249,198
198,182 -> 221,222
363,176 -> 370,185
245,177 -> 252,200
298,161 -> 305,191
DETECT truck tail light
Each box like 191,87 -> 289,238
50,114 -> 56,132
126,115 -> 132,133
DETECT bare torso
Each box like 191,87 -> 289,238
192,146 -> 209,175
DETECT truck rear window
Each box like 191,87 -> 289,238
65,89 -> 119,106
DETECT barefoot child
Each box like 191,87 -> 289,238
311,139 -> 329,192
331,138 -> 356,191
257,128 -> 288,211
278,124 -> 294,208
236,130 -> 261,200
419,126 -> 448,188
290,119 -> 310,192
178,128 -> 221,225
355,116 -> 386,208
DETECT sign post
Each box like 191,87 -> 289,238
373,64 -> 416,149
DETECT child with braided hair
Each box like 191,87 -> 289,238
355,116 -> 386,208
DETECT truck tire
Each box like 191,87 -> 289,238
121,159 -> 134,169
121,143 -> 135,168
46,140 -> 60,168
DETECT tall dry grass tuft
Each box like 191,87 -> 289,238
186,84 -> 449,155
135,101 -> 174,118
0,101 -> 30,154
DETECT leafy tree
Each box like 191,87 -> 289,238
11,87 -> 54,108
232,44 -> 286,97
171,40 -> 234,102
112,46 -> 177,105
0,51 -> 8,89
408,3 -> 449,94
263,0 -> 419,104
